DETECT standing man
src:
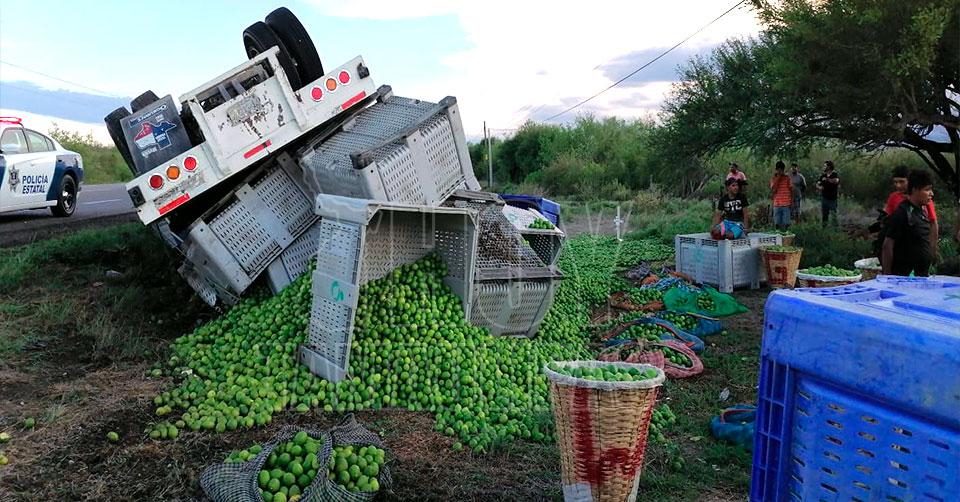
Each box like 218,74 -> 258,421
789,162 -> 807,221
770,161 -> 793,231
883,165 -> 938,263
882,169 -> 936,277
816,160 -> 840,227
726,162 -> 747,189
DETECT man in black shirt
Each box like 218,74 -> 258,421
712,178 -> 750,239
882,169 -> 935,276
816,160 -> 840,227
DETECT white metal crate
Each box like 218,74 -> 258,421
181,153 -> 319,302
297,89 -> 481,206
301,194 -> 479,382
265,221 -> 324,293
445,191 -> 564,337
501,204 -> 565,266
674,232 -> 782,293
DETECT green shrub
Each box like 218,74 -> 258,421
792,222 -> 873,268
49,125 -> 131,185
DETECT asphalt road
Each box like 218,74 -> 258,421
0,183 -> 138,247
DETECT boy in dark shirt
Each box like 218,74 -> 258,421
712,178 -> 750,239
882,169 -> 936,276
816,160 -> 840,227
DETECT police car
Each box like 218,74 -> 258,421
0,117 -> 83,216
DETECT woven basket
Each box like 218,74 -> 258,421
854,258 -> 881,281
796,271 -> 862,288
545,361 -> 665,502
760,247 -> 803,289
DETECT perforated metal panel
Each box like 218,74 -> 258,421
208,199 -> 280,274
266,222 -> 324,294
469,276 -> 561,337
297,94 -> 477,206
252,167 -> 315,236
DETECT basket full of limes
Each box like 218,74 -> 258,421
759,245 -> 803,289
796,265 -> 862,288
545,361 -> 665,502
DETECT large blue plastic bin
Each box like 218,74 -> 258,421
752,276 -> 960,502
498,194 -> 560,225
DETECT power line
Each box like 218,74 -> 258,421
0,59 -> 125,98
538,0 -> 748,123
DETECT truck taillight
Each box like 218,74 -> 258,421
311,86 -> 323,101
166,165 -> 181,180
338,71 -> 351,85
149,174 -> 164,190
325,78 -> 338,92
183,156 -> 198,171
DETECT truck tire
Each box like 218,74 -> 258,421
50,174 -> 77,217
104,107 -> 136,173
130,90 -> 159,113
243,21 -> 302,89
265,7 -> 324,84
180,104 -> 204,147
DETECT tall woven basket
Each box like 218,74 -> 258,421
761,247 -> 803,289
545,361 -> 665,502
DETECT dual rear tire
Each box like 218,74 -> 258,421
243,7 -> 324,89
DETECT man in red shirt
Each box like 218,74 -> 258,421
769,161 -> 793,231
883,165 -> 938,264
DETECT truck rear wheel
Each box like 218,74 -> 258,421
243,21 -> 302,89
104,107 -> 136,173
265,7 -> 324,84
130,90 -> 159,113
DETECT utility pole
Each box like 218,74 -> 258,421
485,121 -> 493,188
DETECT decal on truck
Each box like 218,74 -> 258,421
127,102 -> 180,159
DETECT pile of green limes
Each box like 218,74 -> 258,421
649,404 -> 677,442
257,431 -> 323,502
627,287 -> 663,304
225,443 -> 263,463
327,444 -> 385,493
547,362 -> 659,382
527,218 -> 555,230
655,312 -> 697,332
696,293 -> 716,311
800,265 -> 858,277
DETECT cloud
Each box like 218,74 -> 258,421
599,44 -> 721,87
306,0 -> 761,137
0,80 -> 130,124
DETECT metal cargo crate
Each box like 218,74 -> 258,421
297,87 -> 481,206
501,204 -> 565,266
265,221 -> 324,294
181,153 -> 318,302
445,191 -> 563,337
301,194 -> 479,382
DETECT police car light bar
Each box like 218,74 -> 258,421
0,117 -> 23,125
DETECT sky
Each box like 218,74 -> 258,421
0,0 -> 761,143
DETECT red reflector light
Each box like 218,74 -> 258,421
310,86 -> 323,101
338,71 -> 351,85
0,116 -> 22,125
149,174 -> 164,190
183,156 -> 198,171
325,78 -> 338,92
166,165 -> 181,180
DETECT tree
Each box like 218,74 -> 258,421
663,0 -> 960,196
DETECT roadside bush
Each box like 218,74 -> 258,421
49,125 -> 131,184
792,222 -> 873,268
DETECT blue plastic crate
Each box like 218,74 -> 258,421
752,276 -> 960,502
498,194 -> 560,225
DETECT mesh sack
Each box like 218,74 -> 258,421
710,404 -> 756,451
200,426 -> 333,502
311,414 -> 394,502
663,286 -> 747,318
603,317 -> 705,354
597,339 -> 702,379
653,311 -> 724,337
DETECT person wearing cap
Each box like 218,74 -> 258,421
769,161 -> 793,231
712,177 -> 750,239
